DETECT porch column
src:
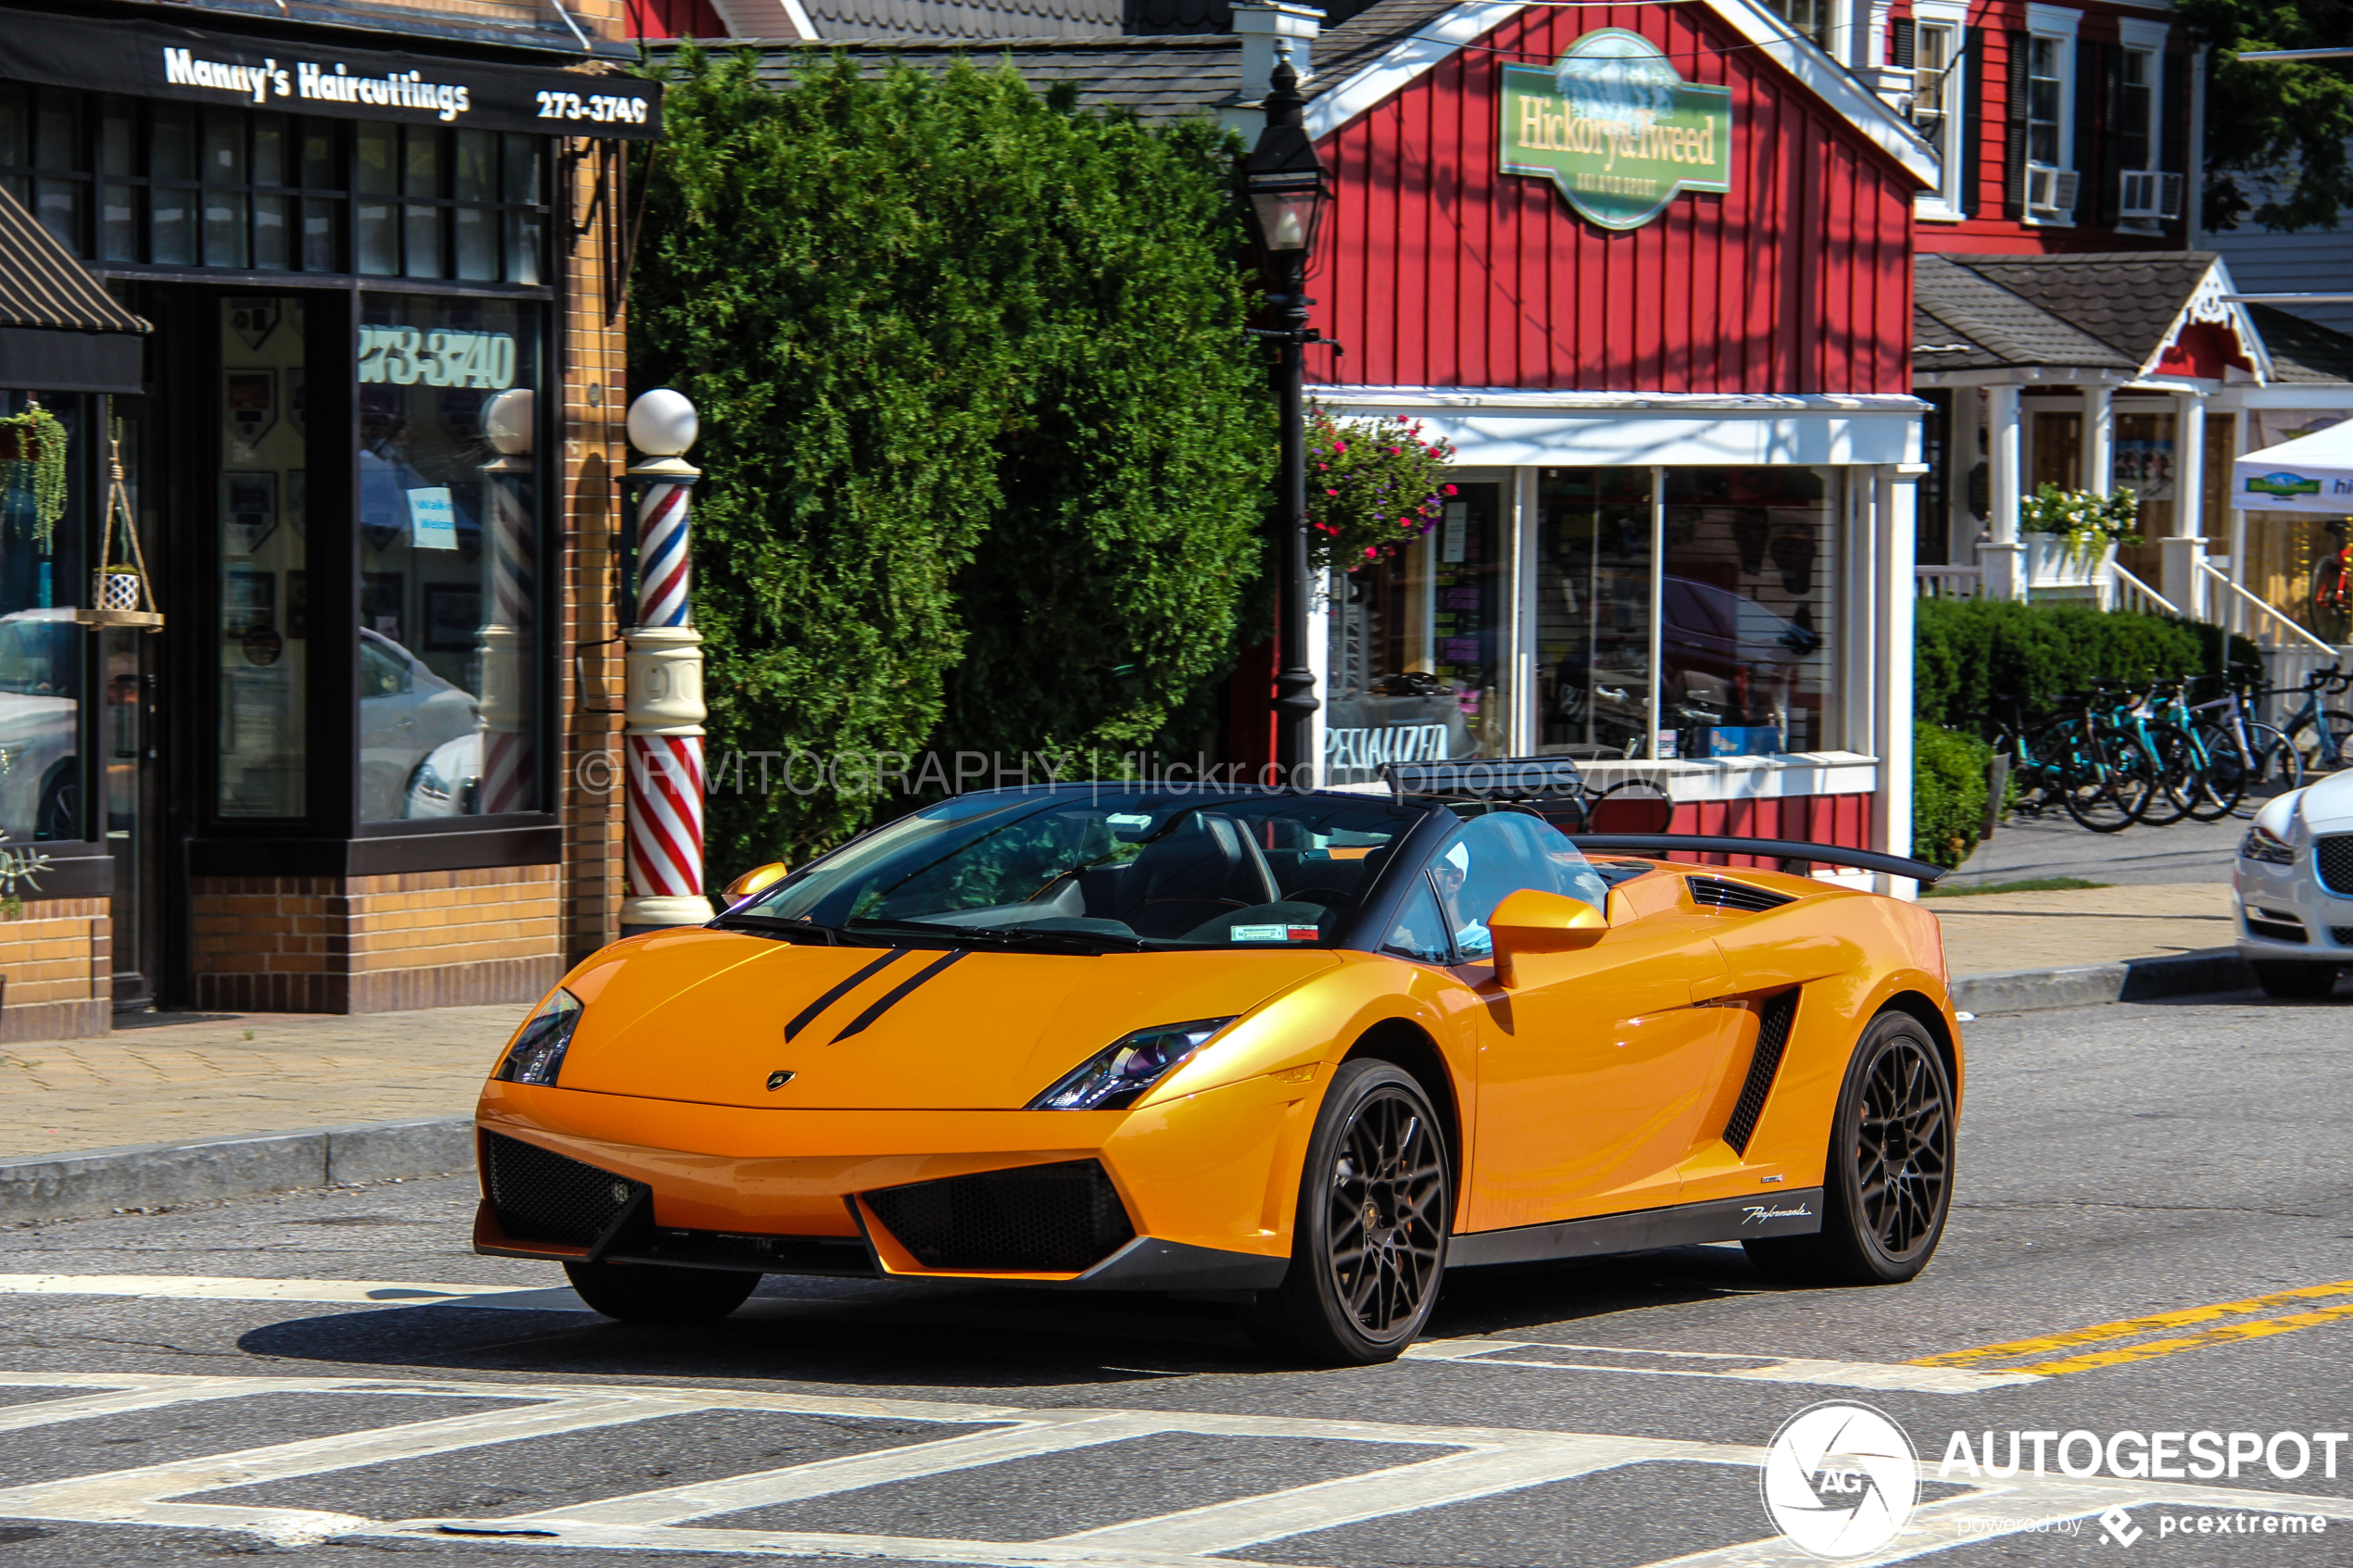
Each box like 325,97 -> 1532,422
2161,392 -> 2208,619
1982,384 -> 2026,599
2085,383 -> 2114,495
1876,463 -> 1925,897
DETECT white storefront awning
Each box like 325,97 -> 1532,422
2233,420 -> 2353,515
1308,387 -> 1926,468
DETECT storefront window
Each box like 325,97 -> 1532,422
216,296 -> 308,819
357,295 -> 539,821
0,392 -> 83,840
1538,466 -> 1840,761
1537,468 -> 1655,759
1324,481 -> 1506,784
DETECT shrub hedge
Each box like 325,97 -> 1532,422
1916,597 -> 2261,736
1912,721 -> 1993,869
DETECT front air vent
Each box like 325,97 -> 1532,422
2246,914 -> 2309,945
1722,991 -> 1798,1156
2334,927 -> 2353,948
2316,835 -> 2353,896
483,1131 -> 643,1248
1689,876 -> 1798,914
863,1160 -> 1135,1273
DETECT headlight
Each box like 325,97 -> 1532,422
1028,1017 -> 1236,1111
2240,825 -> 2299,865
495,988 -> 584,1085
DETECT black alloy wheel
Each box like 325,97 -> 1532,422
1252,1060 -> 1451,1365
563,1260 -> 760,1324
1745,1011 -> 1954,1286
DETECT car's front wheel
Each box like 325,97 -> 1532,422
1745,1011 -> 1954,1286
2253,961 -> 2339,999
564,1261 -> 759,1324
1252,1060 -> 1451,1366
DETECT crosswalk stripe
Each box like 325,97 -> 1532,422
0,1273 -> 547,1304
526,1411 -> 1176,1527
1401,1336 -> 2037,1394
0,1378 -> 300,1434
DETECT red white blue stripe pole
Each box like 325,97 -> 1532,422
621,389 -> 712,933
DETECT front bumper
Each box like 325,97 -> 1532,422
472,1068 -> 1315,1290
2233,859 -> 2353,964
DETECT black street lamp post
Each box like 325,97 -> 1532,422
1243,52 -> 1333,784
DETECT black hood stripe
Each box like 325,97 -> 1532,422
830,949 -> 969,1042
784,950 -> 906,1042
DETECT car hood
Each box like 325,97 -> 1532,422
552,929 -> 1341,1110
2294,771 -> 2353,834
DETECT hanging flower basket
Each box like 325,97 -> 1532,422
75,424 -> 163,631
0,405 -> 69,549
1305,405 -> 1459,573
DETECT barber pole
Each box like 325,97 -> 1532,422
477,388 -> 535,816
620,389 -> 713,932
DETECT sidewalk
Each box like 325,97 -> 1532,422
1927,881 -> 2234,976
0,1005 -> 521,1163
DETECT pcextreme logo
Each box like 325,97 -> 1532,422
1760,1401 -> 1919,1559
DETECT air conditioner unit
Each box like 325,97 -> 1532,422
2026,164 -> 2080,219
2120,169 -> 2185,220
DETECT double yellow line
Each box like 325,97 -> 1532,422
1911,1278 -> 2353,1378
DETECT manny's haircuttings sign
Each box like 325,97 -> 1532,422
1500,31 -> 1733,231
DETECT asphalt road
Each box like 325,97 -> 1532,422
0,995 -> 2347,1567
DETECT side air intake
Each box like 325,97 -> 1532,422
1722,990 -> 1799,1155
863,1160 -> 1135,1273
1688,876 -> 1797,914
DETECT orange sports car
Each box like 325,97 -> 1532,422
474,765 -> 1961,1364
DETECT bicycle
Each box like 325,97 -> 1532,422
2255,663 -> 2353,776
2310,521 -> 2351,645
2187,669 -> 2301,807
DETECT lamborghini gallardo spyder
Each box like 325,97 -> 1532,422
474,772 -> 1961,1364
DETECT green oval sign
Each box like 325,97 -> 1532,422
1500,30 -> 1735,231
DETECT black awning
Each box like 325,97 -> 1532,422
0,185 -> 151,396
0,12 -> 661,141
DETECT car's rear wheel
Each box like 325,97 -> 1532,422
1745,1012 -> 1953,1286
563,1261 -> 759,1324
2253,961 -> 2340,999
1251,1060 -> 1450,1366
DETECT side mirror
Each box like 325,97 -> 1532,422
1489,887 -> 1608,988
721,860 -> 790,902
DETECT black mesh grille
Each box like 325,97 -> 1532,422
1722,991 -> 1798,1155
1688,876 -> 1797,914
2317,835 -> 2353,895
863,1160 -> 1135,1273
2334,928 -> 2353,948
483,1131 -> 640,1248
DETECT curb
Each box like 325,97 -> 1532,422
0,1115 -> 473,1225
1952,947 -> 2255,1016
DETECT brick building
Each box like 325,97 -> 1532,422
0,0 -> 660,1034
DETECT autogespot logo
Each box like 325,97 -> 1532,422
1761,1401 -> 1920,1559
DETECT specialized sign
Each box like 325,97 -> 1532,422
0,14 -> 661,140
1500,30 -> 1732,232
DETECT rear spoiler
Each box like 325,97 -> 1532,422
1567,834 -> 1949,886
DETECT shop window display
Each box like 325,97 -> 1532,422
1537,468 -> 1655,759
0,392 -> 82,840
216,295 -> 308,819
1323,481 -> 1506,784
356,295 -> 538,821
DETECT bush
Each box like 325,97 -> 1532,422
1915,598 -> 2259,736
631,50 -> 1271,869
1913,721 -> 1993,869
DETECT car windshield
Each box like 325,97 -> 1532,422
729,790 -> 1426,949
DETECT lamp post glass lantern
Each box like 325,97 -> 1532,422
1245,56 -> 1332,782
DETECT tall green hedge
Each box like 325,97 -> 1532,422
1916,598 -> 2260,735
631,50 -> 1271,869
1913,721 -> 1992,869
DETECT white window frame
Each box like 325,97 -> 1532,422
2116,19 -> 2171,232
2022,4 -> 2082,226
1912,0 -> 1970,223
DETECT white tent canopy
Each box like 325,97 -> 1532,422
2233,419 -> 2353,515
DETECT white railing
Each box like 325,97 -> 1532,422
2109,563 -> 2181,617
1914,565 -> 1982,600
2201,560 -> 2336,655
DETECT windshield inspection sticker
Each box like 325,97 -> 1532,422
1231,923 -> 1320,942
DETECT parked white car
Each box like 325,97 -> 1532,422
359,629 -> 479,822
0,608 -> 82,840
2233,771 -> 2353,997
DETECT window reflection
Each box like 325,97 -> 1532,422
356,297 -> 537,821
215,295 -> 306,818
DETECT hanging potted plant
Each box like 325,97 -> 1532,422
0,403 -> 69,549
2020,483 -> 2141,588
1304,405 -> 1459,573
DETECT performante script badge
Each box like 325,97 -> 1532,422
766,1071 -> 796,1091
1499,30 -> 1733,231
1760,1401 -> 1919,1559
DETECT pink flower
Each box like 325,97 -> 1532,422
1363,546 -> 1379,559
1334,442 -> 1347,454
1442,483 -> 1457,495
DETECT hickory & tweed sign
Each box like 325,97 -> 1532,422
1500,30 -> 1733,231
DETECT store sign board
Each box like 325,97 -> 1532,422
0,13 -> 660,140
1500,31 -> 1732,232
